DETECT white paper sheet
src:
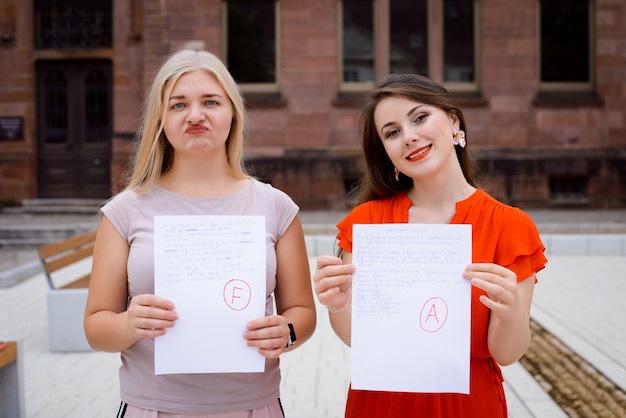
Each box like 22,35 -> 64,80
153,215 -> 266,375
351,223 -> 472,393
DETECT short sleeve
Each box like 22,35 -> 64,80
496,208 -> 547,282
271,185 -> 299,239
100,189 -> 137,242
336,203 -> 374,253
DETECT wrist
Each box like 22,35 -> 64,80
324,289 -> 352,313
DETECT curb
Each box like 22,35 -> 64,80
0,260 -> 43,288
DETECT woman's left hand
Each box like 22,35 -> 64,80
463,263 -> 521,322
243,315 -> 291,359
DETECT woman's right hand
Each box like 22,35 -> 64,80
126,294 -> 178,340
313,255 -> 354,311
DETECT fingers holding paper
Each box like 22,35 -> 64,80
244,315 -> 290,359
126,294 -> 178,340
313,255 -> 354,311
463,263 -> 522,321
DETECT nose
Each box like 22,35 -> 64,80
404,127 -> 419,145
186,103 -> 205,124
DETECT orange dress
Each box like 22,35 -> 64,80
336,189 -> 547,418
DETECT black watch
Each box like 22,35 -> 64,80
285,323 -> 296,348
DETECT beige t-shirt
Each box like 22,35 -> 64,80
101,179 -> 298,414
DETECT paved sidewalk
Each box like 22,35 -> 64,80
3,253 -> 626,417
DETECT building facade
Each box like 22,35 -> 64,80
0,0 -> 625,210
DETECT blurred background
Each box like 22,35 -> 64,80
0,0 -> 624,212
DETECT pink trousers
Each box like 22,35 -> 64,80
120,399 -> 284,418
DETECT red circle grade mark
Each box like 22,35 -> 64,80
419,296 -> 449,333
223,279 -> 252,311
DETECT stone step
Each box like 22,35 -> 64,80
3,198 -> 103,215
0,234 -> 93,248
0,220 -> 97,248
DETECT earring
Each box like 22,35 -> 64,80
394,167 -> 400,181
453,129 -> 466,148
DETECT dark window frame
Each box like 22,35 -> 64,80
223,0 -> 280,94
338,0 -> 480,94
538,0 -> 594,93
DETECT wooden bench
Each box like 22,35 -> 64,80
38,230 -> 97,352
0,339 -> 25,418
39,230 -> 96,290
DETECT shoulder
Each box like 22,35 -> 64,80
250,179 -> 299,237
100,188 -> 147,241
343,193 -> 411,225
250,179 -> 298,209
101,188 -> 140,214
252,178 -> 292,198
336,194 -> 410,252
465,190 -> 546,275
339,200 -> 377,229
466,189 -> 535,226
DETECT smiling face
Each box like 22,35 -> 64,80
374,95 -> 460,180
162,70 -> 234,158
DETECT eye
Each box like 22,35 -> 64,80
413,113 -> 427,124
205,100 -> 218,106
170,102 -> 185,110
383,128 -> 400,140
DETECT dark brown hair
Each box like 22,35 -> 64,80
353,73 -> 477,205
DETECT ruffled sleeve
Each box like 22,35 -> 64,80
457,190 -> 547,282
336,203 -> 371,253
496,207 -> 547,281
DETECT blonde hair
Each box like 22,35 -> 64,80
128,48 -> 248,191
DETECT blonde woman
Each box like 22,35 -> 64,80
85,49 -> 316,417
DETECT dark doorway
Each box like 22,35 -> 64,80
36,59 -> 112,199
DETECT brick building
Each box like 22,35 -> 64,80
0,0 -> 625,210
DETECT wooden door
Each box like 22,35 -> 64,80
36,60 -> 112,198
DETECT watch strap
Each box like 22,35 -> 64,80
285,323 -> 296,348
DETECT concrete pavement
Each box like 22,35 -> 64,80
1,209 -> 626,417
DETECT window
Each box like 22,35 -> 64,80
549,176 -> 588,205
539,0 -> 593,92
341,0 -> 375,86
339,0 -> 478,93
34,0 -> 112,49
443,0 -> 476,86
389,0 -> 428,76
225,0 -> 278,92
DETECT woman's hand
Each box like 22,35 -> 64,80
126,294 -> 178,340
244,315 -> 291,359
313,255 -> 354,311
464,262 -> 536,365
463,263 -> 521,321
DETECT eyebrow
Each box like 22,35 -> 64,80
168,93 -> 223,102
379,105 -> 425,134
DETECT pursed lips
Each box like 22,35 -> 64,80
185,126 -> 208,135
406,144 -> 432,162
